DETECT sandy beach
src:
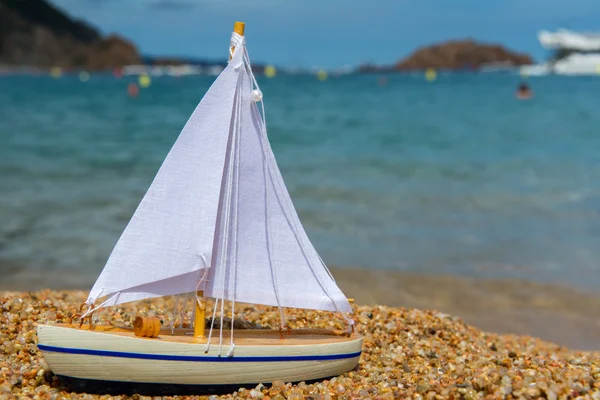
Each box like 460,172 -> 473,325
1,289 -> 599,399
3,265 -> 599,351
2,267 -> 600,399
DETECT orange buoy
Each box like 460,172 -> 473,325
127,82 -> 139,97
133,316 -> 161,338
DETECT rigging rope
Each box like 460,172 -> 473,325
203,33 -> 355,351
170,294 -> 180,334
240,39 -> 355,332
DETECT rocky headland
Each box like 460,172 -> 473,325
0,0 -> 140,70
361,39 -> 533,73
0,0 -> 261,73
397,39 -> 533,70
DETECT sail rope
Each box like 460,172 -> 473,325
205,295 -> 219,353
196,257 -> 210,290
170,294 -> 180,334
219,74 -> 239,356
263,143 -> 355,331
180,293 -> 188,328
206,48 -> 244,355
205,33 -> 353,345
214,125 -> 232,356
79,292 -> 118,320
218,72 -> 241,357
205,126 -> 237,353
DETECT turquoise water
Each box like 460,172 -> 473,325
1,73 -> 600,289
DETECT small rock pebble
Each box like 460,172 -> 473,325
1,290 -> 599,399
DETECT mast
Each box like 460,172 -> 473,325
194,21 -> 246,341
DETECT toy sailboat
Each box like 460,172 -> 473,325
37,22 -> 362,386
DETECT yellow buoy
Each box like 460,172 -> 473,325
425,68 -> 437,82
316,69 -> 328,81
79,71 -> 90,82
264,65 -> 276,78
138,74 -> 151,88
50,67 -> 62,78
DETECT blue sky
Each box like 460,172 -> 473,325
54,0 -> 600,68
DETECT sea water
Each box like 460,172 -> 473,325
1,73 -> 600,289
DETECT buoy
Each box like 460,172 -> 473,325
79,71 -> 90,82
138,74 -> 151,88
133,316 -> 161,338
264,65 -> 276,78
127,82 -> 139,97
425,68 -> 437,82
316,69 -> 328,81
113,67 -> 123,78
50,67 -> 62,78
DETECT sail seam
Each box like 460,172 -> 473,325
227,66 -> 244,356
218,73 -> 239,356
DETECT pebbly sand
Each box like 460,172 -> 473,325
4,264 -> 599,350
1,286 -> 600,399
328,268 -> 600,352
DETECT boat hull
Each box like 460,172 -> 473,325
37,324 -> 362,385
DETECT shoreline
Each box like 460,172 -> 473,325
2,266 -> 600,351
329,267 -> 600,351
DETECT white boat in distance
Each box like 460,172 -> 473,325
521,29 -> 600,76
37,22 -> 362,388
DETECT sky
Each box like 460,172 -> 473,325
53,0 -> 600,69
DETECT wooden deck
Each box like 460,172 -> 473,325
54,323 -> 359,346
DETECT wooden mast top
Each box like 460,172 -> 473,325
233,21 -> 245,36
230,21 -> 246,61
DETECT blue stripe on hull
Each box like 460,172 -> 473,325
38,344 -> 362,362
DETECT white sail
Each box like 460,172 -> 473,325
87,49 -> 245,306
94,270 -> 203,307
203,55 -> 351,313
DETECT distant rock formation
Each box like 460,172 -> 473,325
83,35 -> 141,70
395,40 -> 533,71
0,0 -> 141,70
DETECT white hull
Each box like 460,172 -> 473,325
519,64 -> 551,77
553,53 -> 600,75
520,59 -> 600,76
37,324 -> 362,385
525,29 -> 600,76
